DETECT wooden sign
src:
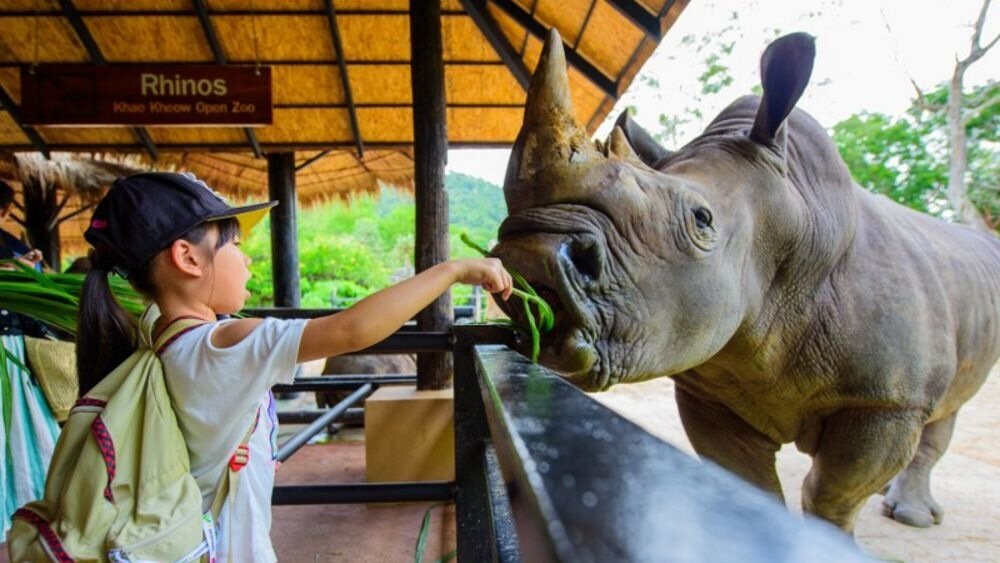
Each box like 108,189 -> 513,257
21,65 -> 272,126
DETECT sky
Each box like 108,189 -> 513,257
445,0 -> 999,186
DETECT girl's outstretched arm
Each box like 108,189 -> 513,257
295,258 -> 512,362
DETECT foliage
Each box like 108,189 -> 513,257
832,81 -> 1000,225
0,260 -> 144,334
242,172 -> 507,308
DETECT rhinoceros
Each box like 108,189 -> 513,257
490,30 -> 1000,534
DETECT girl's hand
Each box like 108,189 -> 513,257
15,249 -> 43,269
451,258 -> 513,300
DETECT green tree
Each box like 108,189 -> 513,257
832,81 -> 999,227
241,173 -> 506,308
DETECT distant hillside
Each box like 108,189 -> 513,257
445,172 -> 506,245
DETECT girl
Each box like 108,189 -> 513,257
77,172 -> 512,562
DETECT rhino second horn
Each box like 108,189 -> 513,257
608,126 -> 645,166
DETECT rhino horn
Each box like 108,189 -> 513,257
504,28 -> 596,212
607,126 -> 645,165
614,111 -> 671,167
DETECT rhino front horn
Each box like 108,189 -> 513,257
505,28 -> 594,212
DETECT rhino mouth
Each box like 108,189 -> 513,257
489,235 -> 602,383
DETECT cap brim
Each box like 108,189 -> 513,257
207,201 -> 277,237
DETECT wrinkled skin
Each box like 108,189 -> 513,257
491,31 -> 1000,534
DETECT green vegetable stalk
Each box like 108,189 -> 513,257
459,233 -> 555,363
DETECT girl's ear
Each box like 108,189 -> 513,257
167,238 -> 205,277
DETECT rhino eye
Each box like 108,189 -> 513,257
693,207 -> 713,229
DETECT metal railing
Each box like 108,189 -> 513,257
265,309 -> 865,561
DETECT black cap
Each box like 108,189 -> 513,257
84,172 -> 276,277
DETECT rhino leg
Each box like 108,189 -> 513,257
802,409 -> 923,533
675,383 -> 784,500
881,412 -> 956,527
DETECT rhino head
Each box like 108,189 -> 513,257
492,30 -> 832,391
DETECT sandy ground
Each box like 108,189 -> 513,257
591,364 -> 1000,562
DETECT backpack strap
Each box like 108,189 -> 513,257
154,316 -> 209,354
208,407 -> 261,520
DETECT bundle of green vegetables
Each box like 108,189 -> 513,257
459,233 -> 554,363
0,260 -> 144,335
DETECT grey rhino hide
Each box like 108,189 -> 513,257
490,30 -> 1000,534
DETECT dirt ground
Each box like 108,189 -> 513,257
591,364 -> 1000,562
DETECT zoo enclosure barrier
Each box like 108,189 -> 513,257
259,308 -> 865,562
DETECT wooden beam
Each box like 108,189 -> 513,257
410,0 -> 453,390
57,0 -> 105,65
459,0 -> 530,91
267,152 -> 301,307
325,0 -> 365,158
244,128 -> 263,158
607,0 -> 661,39
0,141 -> 513,152
133,127 -> 159,161
295,149 -> 330,172
489,0 -> 618,97
0,86 -> 50,158
59,0 -> 159,160
574,0 -> 598,50
192,0 -> 225,65
192,0 -> 262,158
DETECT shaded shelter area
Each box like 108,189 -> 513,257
0,2 -> 691,560
0,0 -> 689,381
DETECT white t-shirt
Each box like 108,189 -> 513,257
160,317 -> 308,563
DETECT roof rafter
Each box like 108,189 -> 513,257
324,0 -> 364,158
459,0 -> 530,91
0,85 -> 50,158
192,0 -> 263,159
57,0 -> 159,161
607,0 -> 661,39
488,0 -> 617,97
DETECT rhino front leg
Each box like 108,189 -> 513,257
802,409 -> 923,533
881,412 -> 956,527
675,383 -> 784,500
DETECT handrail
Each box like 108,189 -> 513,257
242,305 -> 476,320
463,344 -> 867,562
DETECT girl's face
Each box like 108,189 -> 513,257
204,230 -> 252,314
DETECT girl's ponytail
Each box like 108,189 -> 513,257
76,248 -> 137,396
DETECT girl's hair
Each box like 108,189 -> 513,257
76,217 -> 241,395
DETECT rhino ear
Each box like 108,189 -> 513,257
749,32 -> 815,146
614,111 -> 671,167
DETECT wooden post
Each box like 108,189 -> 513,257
267,152 -> 300,307
21,177 -> 61,269
410,0 -> 453,390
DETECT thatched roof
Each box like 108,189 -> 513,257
155,150 -> 415,204
0,0 -> 689,154
0,1 -> 691,258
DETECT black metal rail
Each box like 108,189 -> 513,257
461,345 -> 868,562
267,310 -> 862,561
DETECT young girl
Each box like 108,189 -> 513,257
77,172 -> 512,562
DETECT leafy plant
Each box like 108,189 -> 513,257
0,260 -> 144,334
